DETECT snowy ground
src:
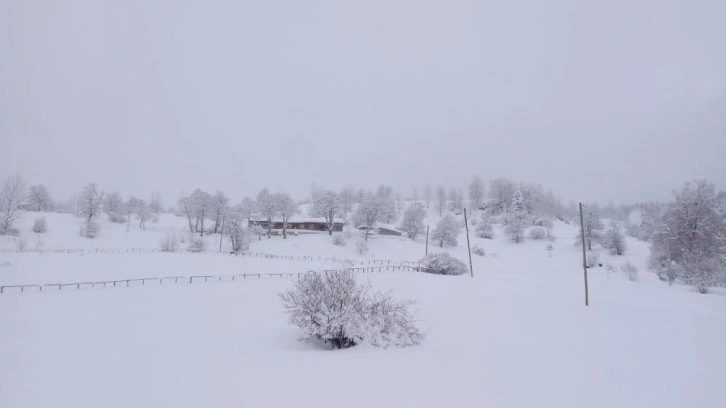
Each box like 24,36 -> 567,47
1,212 -> 725,407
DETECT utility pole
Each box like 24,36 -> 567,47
464,208 -> 474,278
425,225 -> 429,255
579,202 -> 589,306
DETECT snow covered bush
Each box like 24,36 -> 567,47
280,271 -> 424,349
332,234 -> 346,246
476,219 -> 494,239
355,238 -> 369,255
420,253 -> 468,276
432,214 -> 459,247
528,226 -> 547,240
159,231 -> 179,252
604,226 -> 627,255
472,245 -> 486,257
532,218 -> 553,229
621,261 -> 639,282
504,215 -> 525,243
585,250 -> 600,269
188,236 -> 207,252
81,221 -> 99,238
32,217 -> 47,233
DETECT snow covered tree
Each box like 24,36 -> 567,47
211,191 -> 229,234
339,186 -> 355,215
449,188 -> 464,214
104,192 -> 127,223
476,217 -> 494,239
225,204 -> 249,252
649,180 -> 726,293
504,216 -> 524,243
509,187 -> 526,214
436,186 -> 446,216
311,190 -> 341,236
126,196 -> 150,229
27,184 -> 52,212
280,271 -> 423,349
489,178 -> 516,214
424,185 -> 431,209
189,189 -> 213,236
149,192 -> 164,214
77,183 -> 104,223
399,202 -> 426,239
0,175 -> 27,235
604,223 -> 627,255
431,214 -> 459,247
275,193 -> 298,239
353,192 -> 384,241
239,197 -> 258,222
32,217 -> 47,233
256,189 -> 278,238
376,185 -> 397,224
469,175 -> 485,210
575,204 -> 604,250
178,194 -> 197,234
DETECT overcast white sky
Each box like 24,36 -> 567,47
2,0 -> 725,204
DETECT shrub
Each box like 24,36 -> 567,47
585,250 -> 600,269
528,226 -> 547,240
472,245 -> 486,257
159,231 -> 179,252
621,261 -> 639,281
81,221 -> 99,238
355,239 -> 369,255
532,218 -> 554,229
332,234 -> 346,246
280,271 -> 424,349
188,236 -> 207,252
32,217 -> 47,233
505,215 -> 525,243
604,226 -> 627,255
476,220 -> 494,239
420,253 -> 468,275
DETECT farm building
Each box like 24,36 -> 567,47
249,218 -> 344,232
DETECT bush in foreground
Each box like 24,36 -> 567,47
280,271 -> 424,349
420,253 -> 468,275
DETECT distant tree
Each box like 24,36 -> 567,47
649,181 -> 726,293
211,191 -> 229,234
311,190 -> 341,236
489,178 -> 516,214
412,188 -> 419,203
149,192 -> 164,214
376,185 -> 397,223
27,184 -> 52,212
476,217 -> 494,239
189,189 -> 213,236
339,186 -> 355,215
505,189 -> 527,243
469,176 -> 485,210
0,175 -> 27,235
575,204 -> 604,250
604,223 -> 627,255
104,192 -> 127,223
436,186 -> 446,216
126,196 -> 150,229
77,183 -> 104,223
32,217 -> 47,233
276,193 -> 298,239
448,188 -> 464,214
424,185 -> 432,209
178,194 -> 196,234
431,214 -> 459,247
400,202 -> 426,239
353,192 -> 385,241
239,197 -> 258,223
256,189 -> 278,238
225,204 -> 249,252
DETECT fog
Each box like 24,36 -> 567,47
2,0 -> 725,204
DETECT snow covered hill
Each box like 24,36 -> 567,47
1,212 -> 725,408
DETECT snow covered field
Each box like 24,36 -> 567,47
1,212 -> 725,408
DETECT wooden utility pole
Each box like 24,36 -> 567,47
464,208 -> 474,278
425,225 -> 430,255
579,202 -> 589,306
218,215 -> 225,253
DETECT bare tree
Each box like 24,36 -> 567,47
256,189 -> 278,238
311,190 -> 341,236
149,192 -> 164,214
27,184 -> 52,212
0,175 -> 27,235
77,183 -> 104,223
353,192 -> 384,241
211,191 -> 229,234
276,193 -> 298,239
468,175 -> 485,210
436,186 -> 446,216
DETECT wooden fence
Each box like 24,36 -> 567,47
0,265 -> 428,295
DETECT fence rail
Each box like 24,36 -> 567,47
0,265 -> 428,295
